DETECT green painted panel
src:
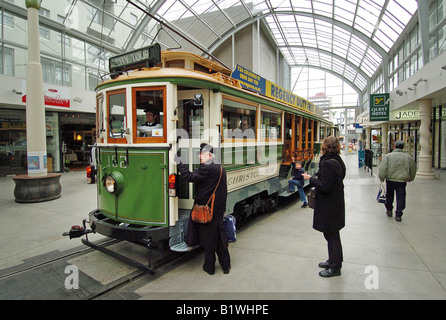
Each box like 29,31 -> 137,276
98,148 -> 168,226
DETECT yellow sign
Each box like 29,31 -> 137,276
266,80 -> 322,116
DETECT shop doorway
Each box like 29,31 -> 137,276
60,113 -> 96,171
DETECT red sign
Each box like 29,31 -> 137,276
21,90 -> 70,108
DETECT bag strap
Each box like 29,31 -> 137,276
206,166 -> 223,206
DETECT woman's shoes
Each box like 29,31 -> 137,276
319,268 -> 341,277
318,261 -> 341,277
318,261 -> 330,269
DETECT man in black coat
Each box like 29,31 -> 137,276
303,137 -> 346,277
176,143 -> 230,275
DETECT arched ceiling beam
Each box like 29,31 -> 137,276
282,45 -> 370,84
125,0 -> 166,51
293,65 -> 362,95
207,10 -> 389,68
213,10 -> 387,57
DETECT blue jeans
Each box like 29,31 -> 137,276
289,179 -> 307,204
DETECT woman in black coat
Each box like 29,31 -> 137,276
303,136 -> 346,277
176,143 -> 230,275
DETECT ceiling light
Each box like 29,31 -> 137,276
413,78 -> 427,86
441,65 -> 446,70
395,90 -> 403,96
408,87 -> 414,91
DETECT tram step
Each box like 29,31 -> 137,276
170,242 -> 200,252
279,190 -> 295,197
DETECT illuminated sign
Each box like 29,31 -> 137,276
109,43 -> 161,73
231,64 -> 322,117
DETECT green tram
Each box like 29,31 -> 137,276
70,44 -> 333,261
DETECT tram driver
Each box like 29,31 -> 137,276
138,107 -> 163,137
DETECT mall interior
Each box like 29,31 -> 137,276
1,0 -> 445,178
0,0 -> 446,301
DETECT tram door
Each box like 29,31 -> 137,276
176,89 -> 210,209
284,113 -> 300,163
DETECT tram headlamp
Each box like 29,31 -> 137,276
104,171 -> 125,195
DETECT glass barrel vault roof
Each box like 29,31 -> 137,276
61,0 -> 418,92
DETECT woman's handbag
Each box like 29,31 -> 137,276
308,187 -> 317,209
191,166 -> 223,224
377,182 -> 387,204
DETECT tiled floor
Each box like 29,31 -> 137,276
1,152 -> 445,299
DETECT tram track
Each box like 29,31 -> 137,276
0,237 -> 201,300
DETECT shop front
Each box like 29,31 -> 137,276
0,109 -> 95,177
0,109 -> 60,176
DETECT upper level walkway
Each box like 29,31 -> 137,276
0,151 -> 445,299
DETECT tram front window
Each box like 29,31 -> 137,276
133,87 -> 166,142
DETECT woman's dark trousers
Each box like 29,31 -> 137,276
323,231 -> 343,270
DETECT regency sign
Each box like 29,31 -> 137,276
231,64 -> 323,117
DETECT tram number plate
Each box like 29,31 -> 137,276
106,155 -> 128,168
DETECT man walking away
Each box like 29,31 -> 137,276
378,140 -> 416,222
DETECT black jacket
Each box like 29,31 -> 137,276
309,154 -> 346,232
177,159 -> 228,251
290,162 -> 305,183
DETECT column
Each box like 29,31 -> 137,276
25,0 -> 47,176
12,1 -> 61,203
382,123 -> 389,156
365,127 -> 372,150
417,99 -> 435,179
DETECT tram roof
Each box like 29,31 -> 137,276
97,52 -> 331,125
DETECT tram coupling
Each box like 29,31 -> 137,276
62,220 -> 93,239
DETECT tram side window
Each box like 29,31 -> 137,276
96,94 -> 104,141
260,108 -> 282,140
222,97 -> 256,140
135,89 -> 164,138
108,90 -> 126,140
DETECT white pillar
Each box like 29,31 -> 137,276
382,123 -> 389,156
25,0 -> 47,176
417,99 -> 435,179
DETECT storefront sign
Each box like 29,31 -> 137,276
21,81 -> 71,108
390,109 -> 419,121
369,93 -> 389,121
231,65 -> 323,117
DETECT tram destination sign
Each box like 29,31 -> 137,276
109,43 -> 161,73
369,93 -> 389,121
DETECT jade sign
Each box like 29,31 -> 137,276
369,93 -> 389,121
